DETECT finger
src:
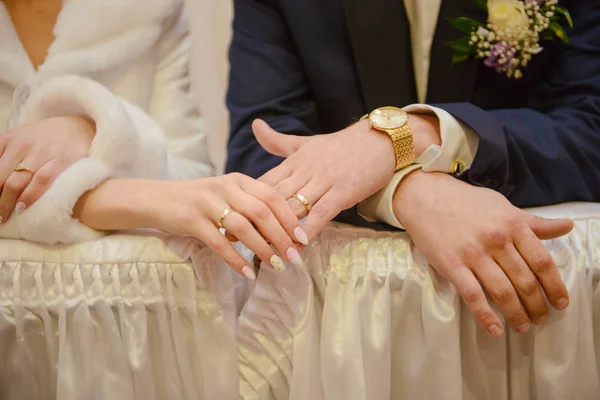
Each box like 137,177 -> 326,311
527,214 -> 574,240
514,227 -> 570,311
252,119 -> 309,157
16,159 -> 62,211
239,177 -> 308,247
221,210 -> 287,271
191,220 -> 256,280
448,266 -> 504,337
259,161 -> 293,188
0,148 -> 24,191
288,179 -> 331,220
232,190 -> 303,265
274,172 -> 310,201
300,188 -> 340,240
0,136 -> 7,158
473,256 -> 531,334
0,171 -> 32,223
494,245 -> 548,325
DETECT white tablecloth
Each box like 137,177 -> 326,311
1,203 -> 599,399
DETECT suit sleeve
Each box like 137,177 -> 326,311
226,0 -> 322,178
437,0 -> 600,207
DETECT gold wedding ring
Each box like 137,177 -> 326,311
218,208 -> 232,229
292,193 -> 312,213
14,163 -> 33,173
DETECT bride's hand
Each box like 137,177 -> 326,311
0,116 -> 95,223
76,175 -> 308,280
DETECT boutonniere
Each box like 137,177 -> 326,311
450,0 -> 572,79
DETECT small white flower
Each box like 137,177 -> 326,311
488,0 -> 531,39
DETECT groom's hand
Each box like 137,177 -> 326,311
395,170 -> 573,337
254,116 -> 440,239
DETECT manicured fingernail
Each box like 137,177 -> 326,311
555,297 -> 569,310
270,255 -> 286,271
294,227 -> 309,245
515,322 -> 531,334
286,247 -> 303,266
241,266 -> 256,280
534,316 -> 547,326
15,202 -> 26,215
488,324 -> 503,338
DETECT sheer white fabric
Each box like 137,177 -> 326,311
0,203 -> 599,399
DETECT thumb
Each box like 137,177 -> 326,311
527,214 -> 574,240
252,119 -> 308,157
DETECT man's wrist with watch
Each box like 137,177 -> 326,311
361,106 -> 441,173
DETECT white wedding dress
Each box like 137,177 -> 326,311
0,1 -> 599,399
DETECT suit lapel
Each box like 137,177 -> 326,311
427,0 -> 486,103
342,0 -> 417,110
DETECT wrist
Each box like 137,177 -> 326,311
391,170 -> 445,228
74,179 -> 164,230
354,119 -> 397,175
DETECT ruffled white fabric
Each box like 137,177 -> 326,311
0,203 -> 599,399
0,233 -> 246,400
238,203 -> 600,400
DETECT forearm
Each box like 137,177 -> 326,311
73,179 -> 159,231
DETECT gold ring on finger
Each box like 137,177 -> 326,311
218,208 -> 233,229
292,193 -> 312,213
14,163 -> 34,174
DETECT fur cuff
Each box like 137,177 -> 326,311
0,75 -> 167,244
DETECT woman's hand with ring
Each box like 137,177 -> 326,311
0,116 -> 95,223
132,174 -> 308,279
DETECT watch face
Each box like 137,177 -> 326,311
369,107 -> 408,130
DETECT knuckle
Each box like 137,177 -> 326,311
460,284 -> 484,305
531,252 -> 555,272
516,274 -> 539,296
483,228 -> 510,249
473,307 -> 495,326
491,283 -> 515,304
34,170 -> 53,186
5,176 -> 26,193
250,202 -> 271,220
461,243 -> 482,262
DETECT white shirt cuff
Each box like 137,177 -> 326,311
358,104 -> 479,229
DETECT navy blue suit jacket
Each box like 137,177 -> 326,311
226,0 -> 600,229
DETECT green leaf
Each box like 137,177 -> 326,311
449,37 -> 474,53
548,21 -> 570,44
473,0 -> 487,11
452,52 -> 471,65
554,5 -> 573,29
450,17 -> 483,34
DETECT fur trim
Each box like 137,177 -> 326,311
0,0 -> 182,87
0,75 -> 168,244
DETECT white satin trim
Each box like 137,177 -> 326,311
0,203 -> 599,399
238,203 -> 600,400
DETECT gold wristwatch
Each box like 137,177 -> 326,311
361,106 -> 415,171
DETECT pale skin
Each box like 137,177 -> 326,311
253,114 -> 572,337
0,0 -> 306,278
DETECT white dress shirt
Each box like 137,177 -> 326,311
358,0 -> 480,228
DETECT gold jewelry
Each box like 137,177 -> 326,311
218,208 -> 232,229
14,163 -> 33,173
292,193 -> 312,213
361,106 -> 415,171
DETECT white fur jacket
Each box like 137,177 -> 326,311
0,0 -> 214,244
